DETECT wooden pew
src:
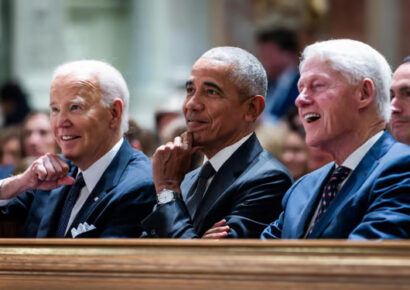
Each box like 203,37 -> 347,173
0,239 -> 409,289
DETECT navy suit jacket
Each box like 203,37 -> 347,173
0,139 -> 156,238
142,133 -> 292,238
262,131 -> 410,239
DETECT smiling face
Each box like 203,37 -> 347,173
183,58 -> 253,158
49,74 -> 119,170
24,113 -> 57,157
389,63 -> 410,145
296,57 -> 361,153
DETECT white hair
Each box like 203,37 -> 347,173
300,39 -> 392,122
52,60 -> 129,132
200,46 -> 267,100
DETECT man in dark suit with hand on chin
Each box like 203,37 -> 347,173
142,46 -> 292,238
0,60 -> 156,238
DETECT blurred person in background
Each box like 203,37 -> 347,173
125,118 -> 157,157
280,127 -> 308,181
389,55 -> 410,145
0,82 -> 31,127
22,111 -> 59,160
0,126 -> 23,178
256,27 -> 300,124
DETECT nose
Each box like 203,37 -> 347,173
52,110 -> 72,128
295,89 -> 313,108
184,92 -> 204,112
391,97 -> 402,114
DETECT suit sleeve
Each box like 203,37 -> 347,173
142,170 -> 292,238
348,162 -> 410,239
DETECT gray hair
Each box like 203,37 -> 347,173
52,60 -> 129,133
200,46 -> 267,100
300,39 -> 392,122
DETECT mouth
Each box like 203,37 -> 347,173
186,119 -> 209,131
60,135 -> 80,141
303,113 -> 321,123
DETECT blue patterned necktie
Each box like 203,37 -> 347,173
308,166 -> 351,236
186,162 -> 216,218
55,173 -> 85,237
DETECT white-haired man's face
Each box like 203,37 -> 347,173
49,74 -> 121,170
296,57 -> 362,153
389,63 -> 410,145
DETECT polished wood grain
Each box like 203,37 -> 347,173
0,239 -> 409,289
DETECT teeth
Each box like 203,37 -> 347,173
62,136 -> 76,141
304,113 -> 321,123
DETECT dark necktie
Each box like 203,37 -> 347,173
55,173 -> 85,237
186,162 -> 216,218
308,166 -> 351,236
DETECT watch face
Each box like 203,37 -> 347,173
158,190 -> 175,204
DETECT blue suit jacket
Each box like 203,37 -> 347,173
0,139 -> 156,238
142,133 -> 292,238
262,132 -> 410,239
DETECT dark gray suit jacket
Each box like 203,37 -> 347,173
142,133 -> 292,238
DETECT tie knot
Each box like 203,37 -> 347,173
329,166 -> 351,184
74,172 -> 85,188
198,162 -> 215,179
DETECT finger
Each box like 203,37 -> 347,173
57,176 -> 76,187
174,136 -> 182,146
33,162 -> 48,181
181,131 -> 192,150
202,231 -> 229,239
54,155 -> 70,175
48,155 -> 65,177
42,156 -> 57,181
212,219 -> 227,228
203,225 -> 230,235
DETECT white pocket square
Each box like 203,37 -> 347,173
71,222 -> 96,238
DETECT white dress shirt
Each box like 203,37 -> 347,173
65,137 -> 123,234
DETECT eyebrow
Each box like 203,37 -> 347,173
204,81 -> 223,93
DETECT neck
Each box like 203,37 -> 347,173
323,119 -> 385,165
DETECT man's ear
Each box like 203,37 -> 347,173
358,78 -> 375,110
110,98 -> 123,129
244,95 -> 265,122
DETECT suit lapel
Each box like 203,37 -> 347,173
289,163 -> 334,238
36,166 -> 78,237
66,140 -> 134,237
193,134 -> 263,228
309,131 -> 395,238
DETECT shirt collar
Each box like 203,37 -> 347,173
204,133 -> 252,172
79,138 -> 124,192
341,131 -> 384,170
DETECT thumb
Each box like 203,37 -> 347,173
57,176 -> 76,187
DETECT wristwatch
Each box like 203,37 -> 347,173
157,189 -> 179,205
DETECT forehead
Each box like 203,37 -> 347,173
299,57 -> 346,84
50,74 -> 101,101
190,58 -> 233,83
393,63 -> 410,81
25,114 -> 50,127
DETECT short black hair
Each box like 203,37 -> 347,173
403,55 -> 410,63
256,27 -> 298,53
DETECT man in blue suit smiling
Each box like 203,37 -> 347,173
0,60 -> 156,238
262,39 -> 410,239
